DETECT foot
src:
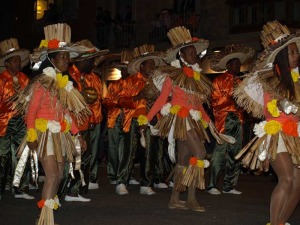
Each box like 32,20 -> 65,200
88,182 -> 99,190
14,193 -> 35,200
140,186 -> 155,195
222,189 -> 242,195
154,182 -> 168,189
168,181 -> 174,188
116,184 -> 129,195
168,200 -> 188,210
207,188 -> 221,195
129,178 -> 140,185
186,201 -> 206,212
64,194 -> 91,202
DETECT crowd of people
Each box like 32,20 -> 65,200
0,19 -> 300,225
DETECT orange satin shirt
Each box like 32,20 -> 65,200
0,70 -> 29,136
102,79 -> 122,129
69,65 -> 103,130
117,72 -> 147,132
211,71 -> 243,134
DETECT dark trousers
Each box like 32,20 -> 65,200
207,112 -> 243,192
0,116 -> 28,195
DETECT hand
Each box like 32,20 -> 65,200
77,135 -> 87,152
89,122 -> 96,130
139,125 -> 148,134
27,141 -> 38,150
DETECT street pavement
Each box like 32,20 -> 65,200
1,167 -> 300,225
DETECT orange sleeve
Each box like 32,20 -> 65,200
26,83 -> 44,129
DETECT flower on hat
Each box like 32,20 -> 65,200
39,40 -> 49,48
48,39 -> 60,49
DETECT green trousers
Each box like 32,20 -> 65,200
0,116 -> 28,195
207,112 -> 243,192
107,114 -> 124,182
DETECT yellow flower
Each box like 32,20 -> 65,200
65,121 -> 71,133
193,71 -> 201,81
56,73 -> 69,88
264,120 -> 282,135
35,118 -> 48,132
26,128 -> 37,142
137,115 -> 148,126
201,119 -> 208,129
183,167 -> 187,174
197,160 -> 205,168
267,99 -> 280,117
53,203 -> 59,210
170,105 -> 181,115
39,40 -> 49,48
291,70 -> 299,82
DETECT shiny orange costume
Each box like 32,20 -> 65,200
117,72 -> 147,132
103,79 -> 123,129
0,70 -> 29,136
211,71 -> 243,134
69,64 -> 103,129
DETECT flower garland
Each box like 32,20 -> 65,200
254,119 -> 298,136
26,117 -> 72,142
291,67 -> 299,83
183,66 -> 201,81
267,99 -> 280,117
160,103 -> 208,127
26,128 -> 38,142
43,67 -> 74,92
37,198 -> 60,210
183,157 -> 210,173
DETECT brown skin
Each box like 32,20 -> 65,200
5,55 -> 22,76
226,58 -> 242,76
50,51 -> 70,73
180,45 -> 198,65
133,59 -> 156,102
288,42 -> 299,69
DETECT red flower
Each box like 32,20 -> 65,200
183,66 -> 194,77
189,157 -> 197,165
48,39 -> 60,49
192,37 -> 199,41
177,106 -> 189,118
37,199 -> 45,208
60,120 -> 67,132
282,119 -> 298,137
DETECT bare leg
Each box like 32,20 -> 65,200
177,129 -> 206,212
280,164 -> 300,223
269,153 -> 294,225
40,155 -> 65,200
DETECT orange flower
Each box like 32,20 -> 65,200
177,106 -> 189,118
189,157 -> 197,165
282,119 -> 298,137
48,39 -> 60,49
183,66 -> 194,77
37,199 -> 45,208
60,120 -> 67,132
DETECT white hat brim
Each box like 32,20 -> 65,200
0,49 -> 30,72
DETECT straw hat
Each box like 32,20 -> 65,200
259,20 -> 300,67
210,44 -> 255,72
163,26 -> 209,64
0,38 -> 29,72
127,44 -> 165,75
30,23 -> 80,63
112,50 -> 133,69
71,39 -> 109,65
